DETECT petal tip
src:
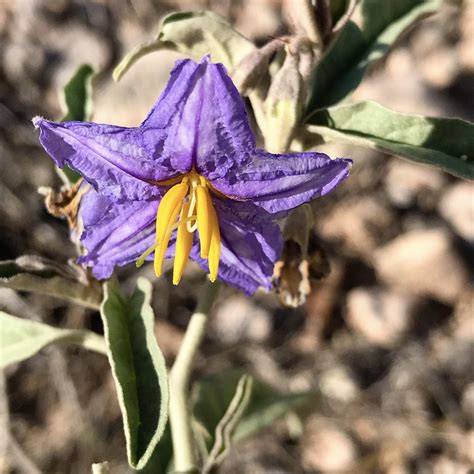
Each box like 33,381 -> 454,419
32,115 -> 45,129
200,54 -> 212,64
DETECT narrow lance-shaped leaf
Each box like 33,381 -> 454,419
114,10 -> 255,81
100,277 -> 169,471
0,311 -> 106,368
58,64 -> 95,184
202,374 -> 253,473
306,0 -> 442,112
306,100 -> 474,179
0,256 -> 103,310
61,64 -> 95,122
192,370 -> 316,449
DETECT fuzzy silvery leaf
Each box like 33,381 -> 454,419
0,311 -> 106,368
100,277 -> 169,471
0,256 -> 102,310
113,11 -> 255,81
306,101 -> 474,179
306,0 -> 442,112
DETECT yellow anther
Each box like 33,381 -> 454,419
153,181 -> 189,277
208,207 -> 220,282
173,200 -> 194,285
196,184 -> 213,258
136,173 -> 221,284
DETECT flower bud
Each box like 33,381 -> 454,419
264,48 -> 305,152
233,38 -> 287,96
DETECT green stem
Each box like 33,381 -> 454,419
169,279 -> 220,473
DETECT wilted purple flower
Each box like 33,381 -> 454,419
33,57 -> 350,295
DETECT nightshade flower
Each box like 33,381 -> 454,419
33,57 -> 351,295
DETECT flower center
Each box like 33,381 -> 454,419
136,173 -> 220,285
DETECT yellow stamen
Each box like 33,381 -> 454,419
153,182 -> 189,277
196,184 -> 213,258
186,180 -> 198,233
173,200 -> 194,285
208,207 -> 220,282
135,172 -> 221,284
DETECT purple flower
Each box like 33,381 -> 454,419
33,57 -> 351,295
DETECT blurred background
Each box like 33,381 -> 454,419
0,0 -> 473,472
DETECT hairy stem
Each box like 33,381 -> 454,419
169,279 -> 220,472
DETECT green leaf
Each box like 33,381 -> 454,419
306,100 -> 474,179
135,425 -> 173,474
100,277 -> 169,471
192,370 -> 315,449
0,256 -> 103,310
59,64 -> 95,184
202,374 -> 253,473
113,10 -> 255,81
61,64 -> 95,122
330,0 -> 351,25
0,311 -> 106,368
306,0 -> 442,112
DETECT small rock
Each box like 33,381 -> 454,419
384,160 -> 446,209
319,365 -> 359,403
47,24 -> 110,92
374,228 -> 469,304
461,384 -> 474,425
212,295 -> 271,344
236,0 -> 280,40
438,181 -> 474,242
452,290 -> 474,341
409,7 -> 460,88
459,0 -> 474,71
319,196 -> 395,257
94,52 -> 180,127
346,287 -> 414,347
301,417 -> 356,472
428,455 -> 472,474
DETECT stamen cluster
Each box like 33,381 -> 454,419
137,173 -> 220,284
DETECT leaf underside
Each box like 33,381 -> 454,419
0,256 -> 102,310
306,101 -> 474,179
0,311 -> 106,368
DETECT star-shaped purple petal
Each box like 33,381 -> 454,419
34,56 -> 351,294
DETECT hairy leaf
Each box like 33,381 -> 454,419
306,0 -> 442,112
0,256 -> 102,310
202,374 -> 253,473
306,100 -> 474,179
100,277 -> 169,471
192,370 -> 315,450
114,10 -> 254,81
0,311 -> 106,368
